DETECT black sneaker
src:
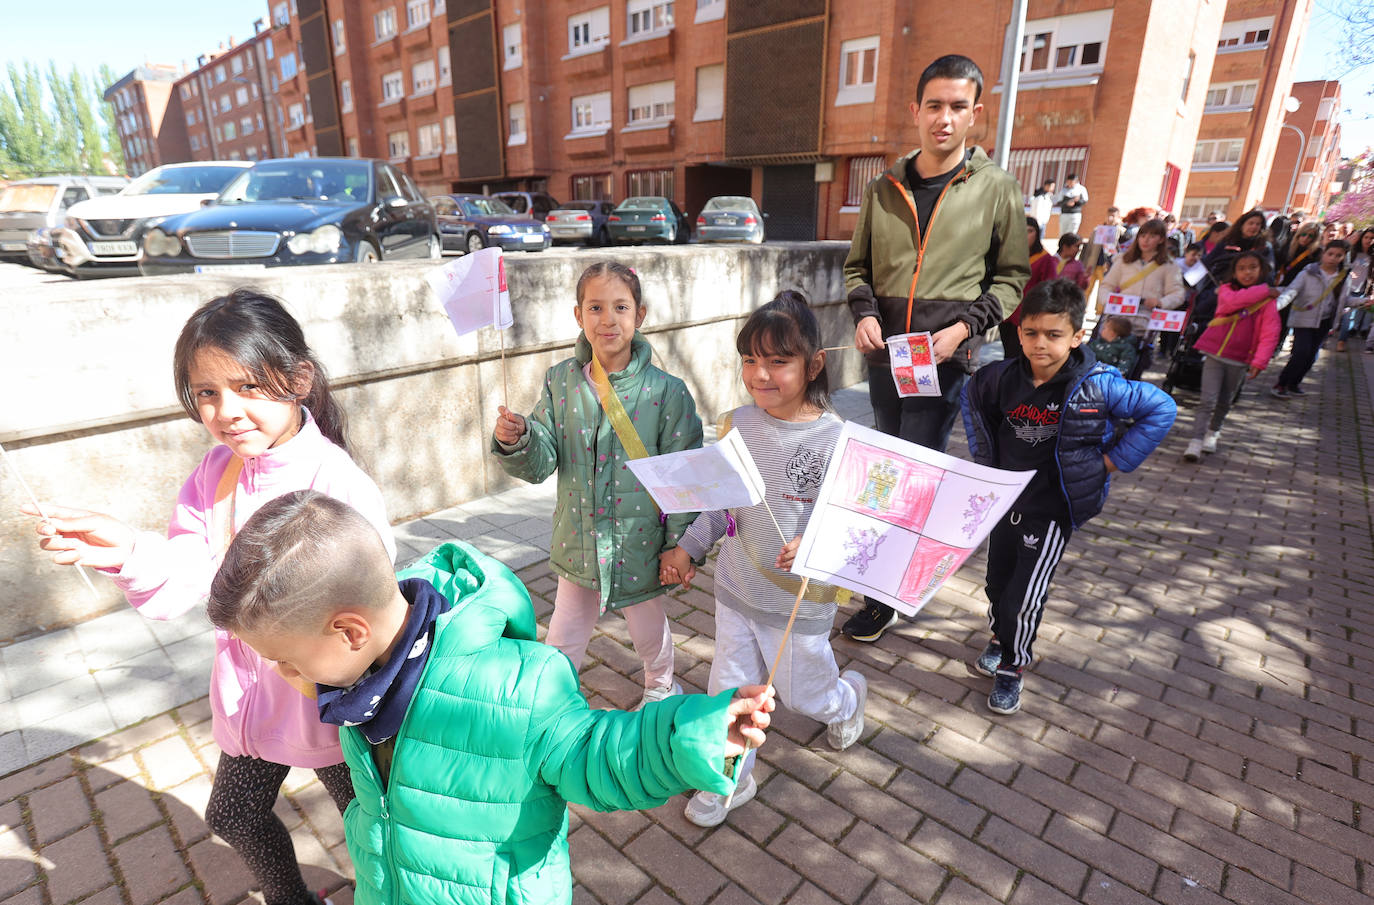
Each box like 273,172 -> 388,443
843,600 -> 899,642
988,668 -> 1023,714
974,640 -> 1002,678
1287,385 -> 1307,396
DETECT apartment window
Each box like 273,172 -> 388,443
628,0 -> 674,38
280,52 -> 298,80
288,103 -> 305,128
231,56 -> 244,75
412,60 -> 435,94
508,102 -> 526,145
569,6 -> 611,52
570,90 -> 612,133
1204,81 -> 1258,111
340,79 -> 353,113
348,136 -> 360,157
215,65 -> 227,84
406,0 -> 430,29
271,73 -> 279,91
694,64 -> 723,121
265,40 -> 274,60
837,37 -> 879,106
1192,138 -> 1244,169
627,80 -> 674,124
1180,196 -> 1231,221
381,71 -> 405,103
1007,146 -> 1089,204
375,7 -> 397,41
572,173 -> 612,200
333,19 -> 346,54
443,114 -> 456,151
246,54 -> 254,70
190,134 -> 199,150
844,156 -> 886,208
180,84 -> 191,101
246,146 -> 258,160
504,24 -> 523,69
626,168 -> 673,197
1159,162 -> 1181,211
388,129 -> 410,158
257,113 -> 264,130
224,121 -> 237,140
273,2 -> 289,26
1317,97 -> 1337,121
220,96 -> 232,114
417,121 -> 442,156
1217,17 -> 1272,51
695,0 -> 724,23
1016,10 -> 1110,78
235,86 -> 249,107
438,46 -> 451,85
241,116 -> 253,135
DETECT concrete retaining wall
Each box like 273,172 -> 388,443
1,242 -> 862,639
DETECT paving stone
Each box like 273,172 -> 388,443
41,825 -> 113,904
112,825 -> 190,905
137,735 -> 204,792
94,779 -> 163,843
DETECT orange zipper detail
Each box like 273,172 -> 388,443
886,168 -> 965,334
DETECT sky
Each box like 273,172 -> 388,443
1,0 -> 1370,157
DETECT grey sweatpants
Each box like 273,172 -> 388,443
1194,355 -> 1248,438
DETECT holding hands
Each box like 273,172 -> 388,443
21,504 -> 135,571
659,546 -> 694,589
494,406 -> 527,446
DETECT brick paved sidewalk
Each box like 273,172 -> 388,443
4,350 -> 1374,905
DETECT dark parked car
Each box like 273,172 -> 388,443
546,200 -> 616,246
607,196 -> 690,245
0,175 -> 127,263
493,191 -> 561,222
140,158 -> 438,274
431,194 -> 550,254
696,195 -> 766,244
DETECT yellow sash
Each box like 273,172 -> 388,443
589,353 -> 650,460
1119,261 -> 1159,291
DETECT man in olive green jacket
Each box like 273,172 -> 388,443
842,54 -> 1030,642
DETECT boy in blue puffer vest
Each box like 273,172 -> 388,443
206,490 -> 775,905
962,278 -> 1175,715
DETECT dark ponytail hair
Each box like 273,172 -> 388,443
735,289 -> 830,412
173,289 -> 350,453
576,260 -> 643,307
1226,249 -> 1270,290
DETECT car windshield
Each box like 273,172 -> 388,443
498,195 -> 529,212
0,184 -> 59,212
218,161 -> 372,203
124,165 -> 247,196
704,196 -> 756,211
558,201 -> 598,212
461,197 -> 517,216
618,198 -> 665,210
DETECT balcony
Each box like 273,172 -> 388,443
620,29 -> 673,70
562,44 -> 611,80
621,121 -> 673,154
408,89 -> 438,114
564,129 -> 612,159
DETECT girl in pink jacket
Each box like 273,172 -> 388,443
27,290 -> 393,905
1184,250 -> 1280,461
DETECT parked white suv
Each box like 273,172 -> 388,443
59,161 -> 251,277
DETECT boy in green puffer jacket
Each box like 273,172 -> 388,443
207,490 -> 774,905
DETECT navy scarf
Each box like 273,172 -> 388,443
316,578 -> 452,744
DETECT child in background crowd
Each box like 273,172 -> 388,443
1185,250 -> 1280,461
1272,240 -> 1349,397
1052,233 -> 1090,290
26,290 -> 394,905
1088,316 -> 1138,376
207,491 -> 776,905
660,291 -> 866,827
492,262 -> 702,708
962,279 -> 1175,714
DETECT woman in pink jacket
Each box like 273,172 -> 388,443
27,290 -> 393,905
1184,250 -> 1280,461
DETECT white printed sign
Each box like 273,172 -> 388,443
425,246 -> 514,337
1092,225 -> 1120,254
1103,293 -> 1141,316
1147,308 -> 1187,332
627,428 -> 765,514
793,422 -> 1033,616
888,332 -> 941,398
1182,260 -> 1209,287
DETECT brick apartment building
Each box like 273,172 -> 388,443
1260,79 -> 1342,217
175,28 -> 284,164
1180,0 -> 1312,223
103,66 -> 185,176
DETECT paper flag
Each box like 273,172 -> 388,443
1147,308 -> 1187,332
425,246 -> 514,336
626,429 -> 766,514
1103,293 -> 1141,316
888,332 -> 941,398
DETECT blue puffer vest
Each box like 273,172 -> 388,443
962,347 -> 1176,528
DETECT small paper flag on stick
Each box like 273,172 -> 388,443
425,246 -> 514,403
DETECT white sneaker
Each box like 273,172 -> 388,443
632,680 -> 682,711
1201,431 -> 1220,454
683,772 -> 757,827
1183,439 -> 1202,462
826,671 -> 868,750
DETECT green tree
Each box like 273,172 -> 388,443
0,60 -> 126,177
97,63 -> 125,174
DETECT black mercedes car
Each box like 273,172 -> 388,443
139,158 -> 439,274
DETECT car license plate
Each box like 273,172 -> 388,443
92,241 -> 138,255
523,234 -> 544,243
193,264 -> 269,273
719,217 -> 736,225
628,225 -> 646,232
552,228 -> 581,236
0,241 -> 25,251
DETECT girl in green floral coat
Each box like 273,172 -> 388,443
492,262 -> 703,708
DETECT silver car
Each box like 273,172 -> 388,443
0,175 -> 128,263
546,200 -> 615,246
695,195 -> 765,244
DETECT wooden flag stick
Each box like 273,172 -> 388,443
1,442 -> 102,602
498,324 -> 511,407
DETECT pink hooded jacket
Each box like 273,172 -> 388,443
109,412 -> 394,768
1193,283 -> 1280,371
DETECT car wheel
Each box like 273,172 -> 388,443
427,234 -> 442,259
355,241 -> 380,263
466,232 -> 485,254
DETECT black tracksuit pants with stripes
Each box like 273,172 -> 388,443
985,509 -> 1073,670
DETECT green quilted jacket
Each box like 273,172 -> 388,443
491,332 -> 703,610
343,541 -> 735,905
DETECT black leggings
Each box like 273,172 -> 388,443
204,753 -> 355,905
